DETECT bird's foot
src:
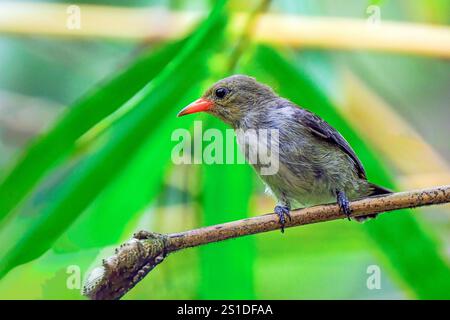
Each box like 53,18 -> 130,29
274,205 -> 292,233
336,190 -> 351,221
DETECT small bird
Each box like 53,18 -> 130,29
178,75 -> 391,232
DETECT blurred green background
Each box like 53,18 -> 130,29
0,0 -> 449,299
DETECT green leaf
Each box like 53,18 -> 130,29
199,117 -> 255,299
54,86 -> 203,252
0,247 -> 100,300
0,40 -> 185,223
368,0 -> 385,6
0,0 -> 229,278
247,45 -> 450,299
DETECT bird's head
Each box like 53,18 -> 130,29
177,75 -> 277,127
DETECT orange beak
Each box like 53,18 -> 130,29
177,98 -> 213,117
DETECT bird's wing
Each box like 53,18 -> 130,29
296,109 -> 367,179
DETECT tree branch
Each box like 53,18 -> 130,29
83,185 -> 450,300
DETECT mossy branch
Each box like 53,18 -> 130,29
83,185 -> 450,300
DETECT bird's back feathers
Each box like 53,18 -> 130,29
295,109 -> 367,180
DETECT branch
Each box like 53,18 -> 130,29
83,185 -> 450,300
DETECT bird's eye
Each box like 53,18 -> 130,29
215,87 -> 228,99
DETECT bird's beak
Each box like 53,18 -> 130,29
177,98 -> 213,117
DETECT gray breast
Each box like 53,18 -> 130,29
235,106 -> 368,207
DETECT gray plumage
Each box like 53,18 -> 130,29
179,74 -> 391,229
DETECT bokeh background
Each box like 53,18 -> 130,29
0,0 -> 449,299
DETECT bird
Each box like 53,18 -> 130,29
177,74 -> 391,232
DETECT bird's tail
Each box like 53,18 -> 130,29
354,183 -> 393,222
369,183 -> 393,197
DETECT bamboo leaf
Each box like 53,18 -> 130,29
0,40 -> 184,223
0,0 -> 228,278
54,88 -> 202,252
199,117 -> 255,299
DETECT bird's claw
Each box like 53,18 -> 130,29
274,205 -> 291,233
336,191 -> 351,221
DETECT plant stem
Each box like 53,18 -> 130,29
1,3 -> 450,58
